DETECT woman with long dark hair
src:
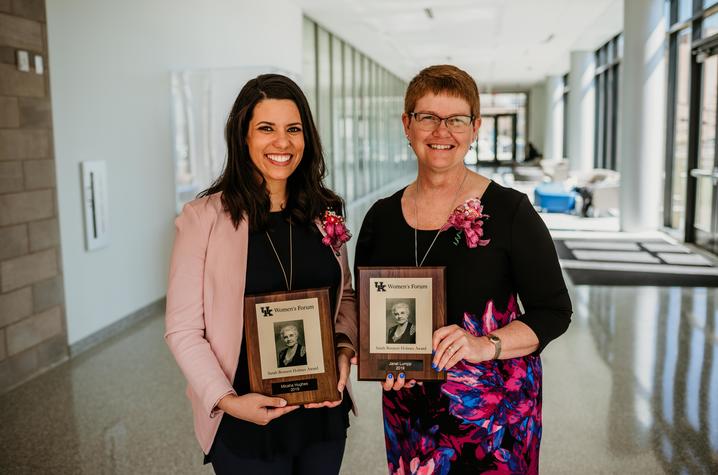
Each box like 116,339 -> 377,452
165,74 -> 357,474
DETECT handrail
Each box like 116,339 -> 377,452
689,168 -> 718,178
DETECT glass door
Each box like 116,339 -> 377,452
496,114 -> 517,161
469,114 -> 517,164
475,115 -> 495,163
692,53 -> 718,254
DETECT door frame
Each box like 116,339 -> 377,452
473,113 -> 518,164
685,34 -> 718,253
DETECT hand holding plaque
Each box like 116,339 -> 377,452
358,267 -> 446,381
243,288 -> 340,405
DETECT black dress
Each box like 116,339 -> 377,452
354,181 -> 572,474
208,212 -> 350,462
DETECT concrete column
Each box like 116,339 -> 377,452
567,52 -> 596,173
544,75 -> 565,160
619,0 -> 666,232
528,83 -> 546,156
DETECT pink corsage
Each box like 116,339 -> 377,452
440,198 -> 491,248
321,209 -> 351,253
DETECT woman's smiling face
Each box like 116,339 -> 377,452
246,98 -> 305,187
403,92 -> 480,172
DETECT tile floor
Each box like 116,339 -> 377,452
1,282 -> 716,474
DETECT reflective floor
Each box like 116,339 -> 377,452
1,170 -> 717,474
1,283 -> 716,473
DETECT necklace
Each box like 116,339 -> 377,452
414,168 -> 469,267
265,217 -> 293,291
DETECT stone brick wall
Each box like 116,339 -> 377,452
0,0 -> 68,392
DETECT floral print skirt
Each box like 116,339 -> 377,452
383,298 -> 543,474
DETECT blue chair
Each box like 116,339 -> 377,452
534,182 -> 576,213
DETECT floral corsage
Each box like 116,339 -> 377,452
321,209 -> 351,253
441,198 -> 491,248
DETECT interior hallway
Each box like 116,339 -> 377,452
1,277 -> 715,474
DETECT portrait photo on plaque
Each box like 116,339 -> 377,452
274,320 -> 307,368
385,298 -> 416,344
255,298 -> 324,379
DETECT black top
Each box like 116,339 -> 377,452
210,212 -> 350,461
354,181 -> 572,352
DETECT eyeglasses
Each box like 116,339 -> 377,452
409,112 -> 474,133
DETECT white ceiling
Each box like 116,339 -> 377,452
295,0 -> 624,89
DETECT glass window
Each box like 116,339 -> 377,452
476,93 -> 526,162
360,54 -> 371,195
607,67 -> 618,170
562,73 -> 569,159
679,0 -> 694,23
331,34 -> 344,196
343,43 -> 355,202
671,28 -> 692,230
703,11 -> 718,37
302,18 -> 317,114
316,28 -> 332,187
594,36 -> 621,170
696,55 -> 717,234
595,73 -> 605,168
301,17 -> 409,202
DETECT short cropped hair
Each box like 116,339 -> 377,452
391,302 -> 410,314
404,65 -> 481,117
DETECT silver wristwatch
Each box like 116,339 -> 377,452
487,334 -> 502,360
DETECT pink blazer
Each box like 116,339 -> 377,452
164,193 -> 358,454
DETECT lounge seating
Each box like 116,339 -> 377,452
534,182 -> 577,213
569,169 -> 620,216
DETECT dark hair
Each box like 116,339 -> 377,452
199,74 -> 343,230
404,65 -> 481,117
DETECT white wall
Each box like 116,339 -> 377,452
528,83 -> 546,156
47,0 -> 303,344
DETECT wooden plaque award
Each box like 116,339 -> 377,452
357,267 -> 446,381
243,287 -> 339,405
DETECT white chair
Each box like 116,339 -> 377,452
572,169 -> 620,216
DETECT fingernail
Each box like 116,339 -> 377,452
387,373 -> 393,379
431,363 -> 437,369
432,349 -> 435,355
399,373 -> 405,379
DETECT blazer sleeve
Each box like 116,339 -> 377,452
510,195 -> 573,352
334,243 -> 358,354
164,202 -> 235,417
